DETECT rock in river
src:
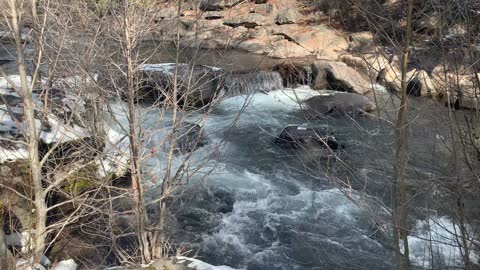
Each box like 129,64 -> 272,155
275,125 -> 340,150
139,63 -> 224,108
311,61 -> 372,94
303,91 -> 376,116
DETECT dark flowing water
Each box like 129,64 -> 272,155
107,81 -> 476,269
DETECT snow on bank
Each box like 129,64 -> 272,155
139,63 -> 185,75
408,216 -> 479,268
176,257 -> 242,270
0,113 -> 90,163
0,146 -> 28,163
54,259 -> 78,270
0,30 -> 31,42
5,231 -> 31,253
0,75 -> 95,163
16,258 -> 77,270
1,74 -> 96,91
38,116 -> 90,144
96,126 -> 130,178
0,75 -> 33,89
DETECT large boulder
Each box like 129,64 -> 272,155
199,0 -> 244,11
340,51 -> 395,82
275,9 -> 299,25
174,122 -> 208,154
275,125 -> 340,150
311,61 -> 372,94
145,120 -> 207,155
139,63 -> 224,107
435,72 -> 479,111
378,69 -> 438,97
268,24 -> 348,59
251,3 -> 276,17
303,92 -> 377,115
406,70 -> 437,97
161,186 -> 234,246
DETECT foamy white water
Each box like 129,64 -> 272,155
105,85 -> 474,269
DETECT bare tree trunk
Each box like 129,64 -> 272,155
123,0 -> 151,263
8,0 -> 47,262
158,0 -> 184,257
0,220 -> 7,270
437,6 -> 474,269
456,195 -> 472,270
392,0 -> 414,269
93,85 -> 106,151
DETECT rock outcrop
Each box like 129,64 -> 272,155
153,1 -> 348,60
224,13 -> 268,28
139,63 -> 224,107
311,61 -> 372,94
303,91 -> 377,116
276,9 -> 299,25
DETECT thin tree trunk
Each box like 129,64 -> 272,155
8,0 -> 46,262
158,0 -> 184,258
93,93 -> 106,151
123,1 -> 151,263
392,0 -> 414,269
437,7 -> 473,269
0,220 -> 7,270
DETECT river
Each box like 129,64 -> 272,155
107,78 -> 476,269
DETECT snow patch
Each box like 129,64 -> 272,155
176,256 -> 242,270
38,116 -> 89,144
0,145 -> 28,163
0,75 -> 32,89
96,126 -> 129,178
51,75 -> 98,90
0,87 -> 21,97
53,259 -> 78,270
5,231 -> 31,252
140,63 -> 178,71
0,30 -> 30,42
408,216 -> 479,268
373,83 -> 388,93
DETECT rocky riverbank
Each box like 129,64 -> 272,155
147,0 -> 479,110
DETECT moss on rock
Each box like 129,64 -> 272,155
62,164 -> 100,194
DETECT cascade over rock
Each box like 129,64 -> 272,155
224,71 -> 283,96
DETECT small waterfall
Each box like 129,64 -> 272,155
224,71 -> 283,96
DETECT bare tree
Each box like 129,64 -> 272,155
1,0 -> 113,266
